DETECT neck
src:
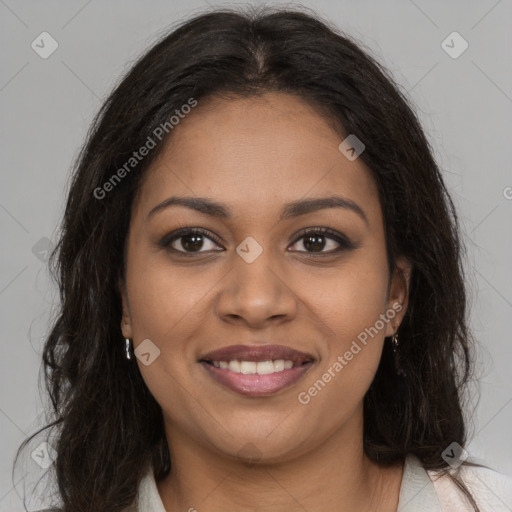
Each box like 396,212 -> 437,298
156,410 -> 403,512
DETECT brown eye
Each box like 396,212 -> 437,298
159,228 -> 224,254
289,228 -> 355,256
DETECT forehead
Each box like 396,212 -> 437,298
134,92 -> 381,225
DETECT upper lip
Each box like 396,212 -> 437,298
199,344 -> 315,365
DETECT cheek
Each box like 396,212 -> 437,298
301,250 -> 390,393
295,262 -> 389,434
125,254 -> 201,414
126,250 -> 208,341
308,254 -> 390,344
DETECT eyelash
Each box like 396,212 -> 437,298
158,227 -> 355,258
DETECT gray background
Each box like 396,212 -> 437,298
1,0 -> 511,509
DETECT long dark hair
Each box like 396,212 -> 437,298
15,5 -> 483,511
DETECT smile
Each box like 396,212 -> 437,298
199,343 -> 316,397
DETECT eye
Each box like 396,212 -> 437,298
288,227 -> 354,256
159,228 -> 223,256
159,226 -> 355,257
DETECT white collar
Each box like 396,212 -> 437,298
397,454 -> 442,511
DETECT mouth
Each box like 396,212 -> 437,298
198,344 -> 316,397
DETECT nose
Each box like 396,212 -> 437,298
215,249 -> 298,328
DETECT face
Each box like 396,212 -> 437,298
120,92 -> 411,463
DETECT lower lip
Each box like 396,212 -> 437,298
200,361 -> 315,397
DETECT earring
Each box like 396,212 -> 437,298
125,338 -> 132,360
391,332 -> 406,377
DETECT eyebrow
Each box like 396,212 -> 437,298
147,195 -> 368,225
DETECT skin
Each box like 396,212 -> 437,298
120,91 -> 412,511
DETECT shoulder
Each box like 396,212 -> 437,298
427,462 -> 512,512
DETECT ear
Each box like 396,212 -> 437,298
119,279 -> 133,339
384,256 -> 412,337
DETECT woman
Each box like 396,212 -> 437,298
16,5 -> 512,512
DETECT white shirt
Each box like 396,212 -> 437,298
126,454 -> 512,511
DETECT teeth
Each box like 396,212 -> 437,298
229,360 -> 241,373
255,360 -> 274,375
240,361 -> 257,374
212,359 -> 296,374
274,359 -> 284,372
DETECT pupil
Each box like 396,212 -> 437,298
304,234 -> 325,252
182,234 -> 204,252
